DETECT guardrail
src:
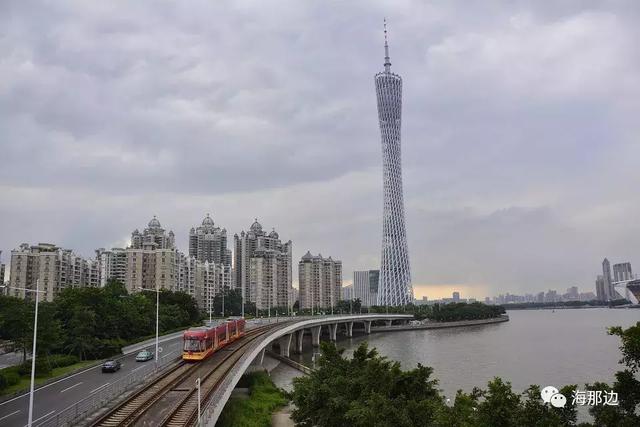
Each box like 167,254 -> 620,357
37,348 -> 182,427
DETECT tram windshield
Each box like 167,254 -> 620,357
183,338 -> 203,352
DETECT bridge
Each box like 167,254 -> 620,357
84,314 -> 412,427
201,314 -> 413,425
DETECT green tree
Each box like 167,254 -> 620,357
291,342 -> 443,427
65,307 -> 97,360
587,322 -> 640,426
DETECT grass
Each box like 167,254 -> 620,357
0,360 -> 98,396
216,371 -> 288,427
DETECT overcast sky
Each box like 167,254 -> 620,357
1,1 -> 639,299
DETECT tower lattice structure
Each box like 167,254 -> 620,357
375,22 -> 413,306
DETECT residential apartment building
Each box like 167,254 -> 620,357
95,247 -> 127,287
234,219 -> 292,310
189,214 -> 232,266
121,216 -> 180,293
9,243 -> 96,302
299,252 -> 342,310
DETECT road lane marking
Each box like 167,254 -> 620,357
89,383 -> 110,394
60,382 -> 83,393
131,365 -> 146,373
0,337 -> 187,407
0,410 -> 20,421
25,410 -> 55,426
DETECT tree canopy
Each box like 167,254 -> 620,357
290,342 -> 578,427
0,280 -> 201,361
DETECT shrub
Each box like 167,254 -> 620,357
93,338 -> 126,359
18,359 -> 52,377
3,371 -> 20,386
46,354 -> 79,368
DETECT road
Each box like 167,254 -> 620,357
0,338 -> 183,427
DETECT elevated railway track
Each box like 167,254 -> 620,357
90,322 -> 290,427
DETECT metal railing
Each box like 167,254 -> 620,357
37,348 -> 182,427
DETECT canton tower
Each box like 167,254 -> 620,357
375,21 -> 413,306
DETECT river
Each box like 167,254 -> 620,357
271,308 -> 638,405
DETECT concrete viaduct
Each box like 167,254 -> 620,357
201,313 -> 413,426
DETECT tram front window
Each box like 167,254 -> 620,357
184,339 -> 202,352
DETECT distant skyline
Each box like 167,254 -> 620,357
1,1 -> 639,300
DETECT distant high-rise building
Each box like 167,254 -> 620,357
289,286 -> 299,308
95,247 -> 127,287
178,255 -> 231,312
353,270 -> 380,307
565,286 -> 579,301
299,252 -> 342,310
125,217 -> 179,293
375,22 -> 413,306
613,262 -> 633,300
613,262 -> 633,282
0,250 -> 5,287
188,214 -> 231,266
452,291 -> 460,302
595,275 -> 605,301
544,289 -> 559,303
234,219 -> 292,310
602,258 -> 622,300
342,285 -> 353,301
9,243 -> 96,302
130,216 -> 175,250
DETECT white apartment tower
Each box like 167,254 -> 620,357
234,219 -> 292,310
188,214 -> 232,266
95,247 -> 127,287
299,252 -> 342,310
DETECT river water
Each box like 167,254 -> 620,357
272,308 -> 638,401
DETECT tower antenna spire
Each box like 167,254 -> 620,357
384,18 -> 391,72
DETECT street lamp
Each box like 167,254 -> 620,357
1,281 -> 46,427
196,377 -> 201,426
221,285 -> 225,318
137,287 -> 161,370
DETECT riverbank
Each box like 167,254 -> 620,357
372,314 -> 509,332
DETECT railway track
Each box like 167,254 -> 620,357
91,324 -> 280,427
159,323 -> 286,426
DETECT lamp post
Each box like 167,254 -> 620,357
196,377 -> 201,426
138,287 -> 160,370
221,285 -> 225,318
1,281 -> 45,427
208,280 -> 212,324
240,271 -> 245,319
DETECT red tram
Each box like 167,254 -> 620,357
182,317 -> 246,361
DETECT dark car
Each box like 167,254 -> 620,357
101,360 -> 121,373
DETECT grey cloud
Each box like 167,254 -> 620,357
1,0 -> 639,296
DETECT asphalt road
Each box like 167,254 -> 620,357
0,337 -> 183,427
0,318 -> 289,427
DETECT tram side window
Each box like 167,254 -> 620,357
184,339 -> 201,352
206,337 -> 213,350
219,328 -> 226,342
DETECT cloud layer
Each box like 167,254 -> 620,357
1,1 -> 639,298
